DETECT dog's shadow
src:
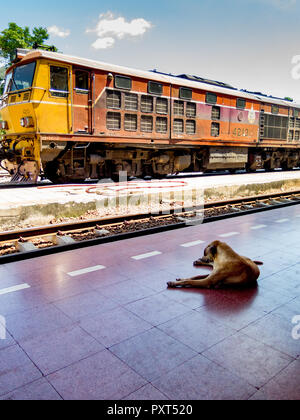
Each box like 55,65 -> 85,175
168,280 -> 259,315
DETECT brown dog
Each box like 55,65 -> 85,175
167,240 -> 263,289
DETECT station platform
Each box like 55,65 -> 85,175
0,205 -> 299,400
2,170 -> 300,230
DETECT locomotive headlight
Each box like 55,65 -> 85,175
0,121 -> 8,130
20,117 -> 34,128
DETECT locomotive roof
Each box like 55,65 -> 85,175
13,49 -> 300,109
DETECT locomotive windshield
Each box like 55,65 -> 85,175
4,61 -> 36,93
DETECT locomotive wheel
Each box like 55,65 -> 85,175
141,164 -> 154,180
44,161 -> 68,184
281,162 -> 293,171
245,164 -> 256,173
110,172 -> 131,183
262,160 -> 274,172
153,173 -> 166,179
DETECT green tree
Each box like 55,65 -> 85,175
0,23 -> 50,65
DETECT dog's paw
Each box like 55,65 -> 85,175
167,281 -> 177,288
193,260 -> 201,266
176,278 -> 183,282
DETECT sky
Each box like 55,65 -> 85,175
1,0 -> 300,101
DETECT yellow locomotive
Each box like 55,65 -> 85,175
0,48 -> 300,183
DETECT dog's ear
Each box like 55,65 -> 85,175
210,244 -> 217,257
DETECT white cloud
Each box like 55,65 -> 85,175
87,11 -> 152,49
48,25 -> 71,38
92,37 -> 115,50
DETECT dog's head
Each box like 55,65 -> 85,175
200,240 -> 221,263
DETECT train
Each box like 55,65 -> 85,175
0,47 -> 300,183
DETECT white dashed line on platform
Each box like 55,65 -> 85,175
0,283 -> 30,296
131,251 -> 162,260
219,232 -> 240,238
68,265 -> 106,277
180,240 -> 205,248
275,219 -> 290,223
250,225 -> 267,230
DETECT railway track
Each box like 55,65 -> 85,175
1,189 -> 300,264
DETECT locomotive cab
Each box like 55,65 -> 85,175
0,52 -> 72,182
0,59 -> 40,181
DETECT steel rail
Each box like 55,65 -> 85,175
0,189 -> 299,267
1,189 -> 300,244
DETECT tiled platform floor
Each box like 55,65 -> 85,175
0,205 -> 300,400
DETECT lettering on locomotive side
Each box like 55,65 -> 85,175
232,128 -> 249,137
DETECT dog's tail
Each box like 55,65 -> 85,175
253,261 -> 264,266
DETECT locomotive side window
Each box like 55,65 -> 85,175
211,106 -> 221,120
173,100 -> 184,116
107,112 -> 121,130
186,120 -> 196,134
236,98 -> 246,109
148,81 -> 163,95
156,117 -> 168,133
173,119 -> 184,134
107,90 -> 121,109
186,102 -> 196,118
115,75 -> 132,90
206,92 -> 217,105
141,115 -> 153,132
75,71 -> 89,92
50,66 -> 69,97
211,122 -> 220,137
124,93 -> 138,111
141,95 -> 153,113
156,97 -> 168,114
124,114 -> 137,131
180,87 -> 192,100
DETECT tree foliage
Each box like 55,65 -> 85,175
0,23 -> 49,65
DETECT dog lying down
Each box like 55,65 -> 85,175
167,240 -> 263,289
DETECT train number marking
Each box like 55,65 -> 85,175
232,128 -> 249,137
